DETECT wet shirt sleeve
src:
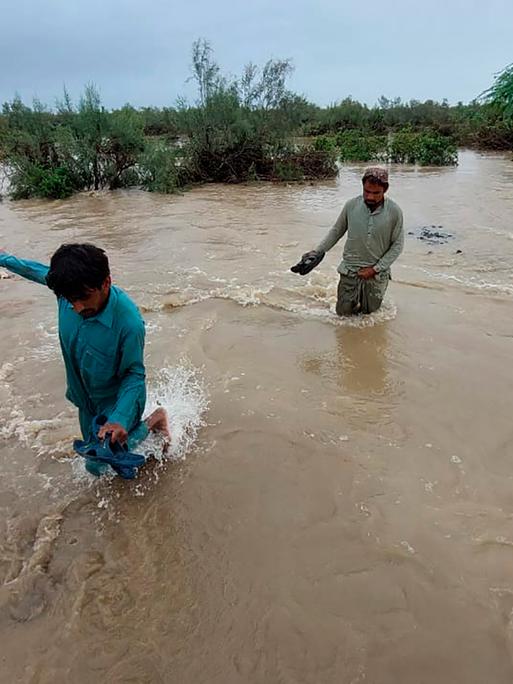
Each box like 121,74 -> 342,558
0,253 -> 49,285
375,207 -> 404,272
315,202 -> 349,254
106,321 -> 147,432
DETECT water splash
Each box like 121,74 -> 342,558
142,362 -> 210,462
139,272 -> 397,328
1,357 -> 209,481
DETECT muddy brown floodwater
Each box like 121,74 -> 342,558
1,151 -> 513,683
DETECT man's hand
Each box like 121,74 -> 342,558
357,266 -> 377,280
97,422 -> 128,445
291,250 -> 325,276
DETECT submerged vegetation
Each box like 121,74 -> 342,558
0,42 -> 512,200
314,128 -> 458,166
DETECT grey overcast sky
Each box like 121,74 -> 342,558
1,0 -> 512,109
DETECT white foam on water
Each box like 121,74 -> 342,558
70,362 -> 209,490
0,359 -> 74,457
76,363 -> 210,516
250,271 -> 398,326
145,320 -> 162,335
408,266 -> 513,297
274,297 -> 397,327
156,282 -> 275,311
1,355 -> 208,494
0,361 -> 15,382
144,273 -> 397,328
142,362 -> 210,462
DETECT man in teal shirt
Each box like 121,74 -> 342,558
295,167 -> 404,315
0,243 -> 169,449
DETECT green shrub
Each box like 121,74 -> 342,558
4,38 -> 486,201
139,107 -> 179,138
257,146 -> 337,181
283,147 -> 338,180
272,159 -> 304,181
139,142 -> 188,193
2,86 -> 146,198
415,131 -> 458,165
67,91 -> 145,190
38,166 -> 77,198
313,135 -> 337,151
10,164 -> 77,200
389,129 -> 457,165
179,40 -> 337,184
336,130 -> 388,162
388,129 -> 418,163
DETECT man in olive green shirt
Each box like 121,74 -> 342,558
299,167 -> 404,315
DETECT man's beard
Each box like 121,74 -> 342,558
365,200 -> 382,210
80,309 -> 97,319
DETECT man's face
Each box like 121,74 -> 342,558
70,278 -> 111,318
363,181 -> 386,209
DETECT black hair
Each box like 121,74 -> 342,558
46,243 -> 110,300
362,173 -> 389,190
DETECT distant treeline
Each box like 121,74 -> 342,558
109,96 -> 513,151
0,41 -> 511,200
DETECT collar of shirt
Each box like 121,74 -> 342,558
360,195 -> 386,216
64,286 -> 117,328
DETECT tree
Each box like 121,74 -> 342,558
190,39 -> 223,106
482,63 -> 513,119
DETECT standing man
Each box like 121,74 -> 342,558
0,243 -> 169,456
294,167 -> 404,315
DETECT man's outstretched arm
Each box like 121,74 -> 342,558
0,249 -> 50,286
315,202 -> 349,254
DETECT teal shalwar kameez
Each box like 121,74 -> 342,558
0,254 -> 148,448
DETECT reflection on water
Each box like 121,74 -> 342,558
301,325 -> 389,394
335,325 -> 389,395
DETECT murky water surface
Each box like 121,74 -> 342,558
1,151 -> 513,683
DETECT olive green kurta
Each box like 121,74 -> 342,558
316,195 -> 404,275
